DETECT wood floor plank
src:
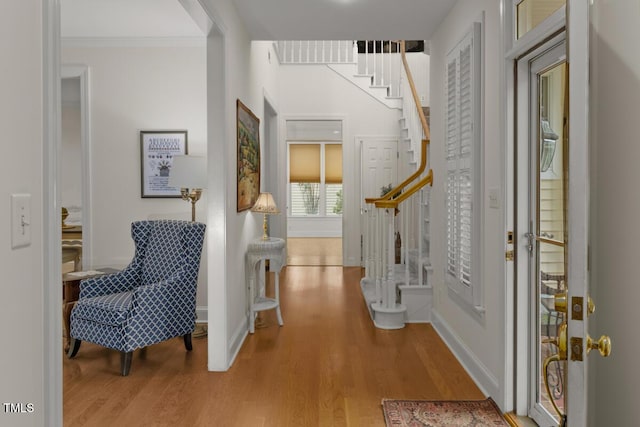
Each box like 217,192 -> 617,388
64,266 -> 484,426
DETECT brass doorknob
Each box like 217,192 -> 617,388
587,334 -> 612,357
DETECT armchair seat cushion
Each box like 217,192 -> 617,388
73,291 -> 133,327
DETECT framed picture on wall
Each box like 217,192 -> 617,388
236,100 -> 261,212
140,130 -> 188,198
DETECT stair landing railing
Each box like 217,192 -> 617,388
276,40 -> 404,99
362,41 -> 433,324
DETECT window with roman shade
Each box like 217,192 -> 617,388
445,22 -> 483,308
287,120 -> 343,217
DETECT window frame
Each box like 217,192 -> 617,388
287,141 -> 343,218
445,21 -> 484,312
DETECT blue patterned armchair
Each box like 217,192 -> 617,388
68,220 -> 206,376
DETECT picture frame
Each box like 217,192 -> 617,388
236,100 -> 261,212
140,130 -> 188,198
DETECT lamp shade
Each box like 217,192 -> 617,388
251,192 -> 280,214
168,155 -> 207,189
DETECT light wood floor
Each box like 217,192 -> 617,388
63,266 -> 484,426
287,237 -> 342,266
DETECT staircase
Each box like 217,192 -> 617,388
276,40 -> 433,329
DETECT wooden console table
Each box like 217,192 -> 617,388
246,237 -> 285,334
62,268 -> 119,352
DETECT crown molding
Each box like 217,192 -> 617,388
62,36 -> 206,48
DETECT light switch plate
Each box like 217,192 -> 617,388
11,193 -> 31,249
488,187 -> 500,209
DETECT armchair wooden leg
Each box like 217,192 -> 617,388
120,351 -> 133,376
183,333 -> 193,351
67,338 -> 81,358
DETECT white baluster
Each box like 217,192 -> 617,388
375,208 -> 382,306
365,40 -> 369,75
418,189 -> 424,286
386,208 -> 395,309
373,40 -> 377,86
352,40 -> 357,64
381,41 -> 385,88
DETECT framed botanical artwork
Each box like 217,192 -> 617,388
140,130 -> 188,198
236,99 -> 261,212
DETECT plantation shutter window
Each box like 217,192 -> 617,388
445,22 -> 482,307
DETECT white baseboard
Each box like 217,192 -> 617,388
227,317 -> 249,369
195,306 -> 208,323
431,310 -> 500,403
194,306 -> 248,370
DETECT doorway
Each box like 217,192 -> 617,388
518,39 -> 567,426
285,119 -> 345,266
60,66 -> 91,273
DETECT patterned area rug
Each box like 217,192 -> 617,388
382,398 -> 509,427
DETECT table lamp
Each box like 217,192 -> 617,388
168,155 -> 207,222
251,193 -> 280,240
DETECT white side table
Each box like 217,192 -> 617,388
246,237 -> 285,333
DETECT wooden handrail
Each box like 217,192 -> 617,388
365,138 -> 429,204
399,40 -> 430,141
365,40 -> 433,207
375,170 -> 433,209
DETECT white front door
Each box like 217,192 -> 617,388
515,1 -> 611,425
564,0 -> 613,424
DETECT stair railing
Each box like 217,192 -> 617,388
276,40 -> 404,99
276,41 -> 357,64
361,40 -> 432,326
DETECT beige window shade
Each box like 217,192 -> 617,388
325,144 -> 343,184
290,144 -> 321,182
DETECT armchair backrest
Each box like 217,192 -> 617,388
130,220 -> 206,287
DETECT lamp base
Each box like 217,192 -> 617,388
180,188 -> 202,222
262,213 -> 269,240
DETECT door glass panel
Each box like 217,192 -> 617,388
517,0 -> 565,39
536,61 -> 567,423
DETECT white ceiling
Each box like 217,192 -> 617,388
61,0 -> 455,41
233,0 -> 456,40
60,0 -> 203,38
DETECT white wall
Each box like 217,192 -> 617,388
61,43 -> 208,306
192,0 -> 283,369
279,64 -> 401,266
0,1 -> 46,425
590,0 -> 640,424
429,0 -> 506,405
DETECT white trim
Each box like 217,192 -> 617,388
195,306 -> 208,322
431,311 -> 500,404
178,0 -> 214,36
198,1 -> 230,372
565,0 -> 591,422
505,1 -> 566,59
499,0 -> 515,413
43,0 -> 63,425
61,36 -> 206,48
61,64 -> 93,269
227,318 -> 249,369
